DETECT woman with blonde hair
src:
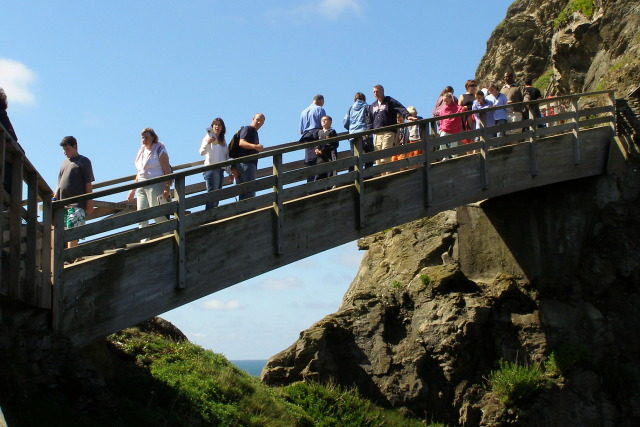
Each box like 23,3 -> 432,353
127,127 -> 172,227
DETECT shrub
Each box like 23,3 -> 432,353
553,0 -> 595,29
486,360 -> 549,404
419,274 -> 432,286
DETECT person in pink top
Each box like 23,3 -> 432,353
437,92 -> 467,156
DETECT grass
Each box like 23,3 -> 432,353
553,0 -> 595,29
107,326 -> 425,426
391,280 -> 402,289
486,360 -> 550,404
281,381 -> 425,427
533,67 -> 554,94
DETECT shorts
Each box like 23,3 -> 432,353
64,207 -> 86,229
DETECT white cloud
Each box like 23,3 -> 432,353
0,59 -> 37,106
202,299 -> 241,310
318,0 -> 361,18
269,0 -> 362,22
260,276 -> 302,291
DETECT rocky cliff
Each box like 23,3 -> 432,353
475,0 -> 640,96
261,1 -> 640,425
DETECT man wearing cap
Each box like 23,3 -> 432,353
54,136 -> 94,248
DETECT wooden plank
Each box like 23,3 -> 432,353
578,116 -> 614,129
354,137 -> 365,229
282,172 -> 356,201
423,124 -> 433,207
0,131 -> 5,294
184,193 -> 276,229
51,206 -> 66,330
185,176 -> 275,210
361,156 -> 423,179
489,131 -> 534,148
571,97 -> 581,164
8,153 -> 23,298
65,219 -> 177,261
528,117 -> 539,177
537,122 -> 575,137
578,105 -> 615,117
40,197 -> 53,309
174,176 -> 186,289
479,117 -> 489,190
282,157 -> 354,184
272,154 -> 284,256
64,200 -> 179,241
24,171 -> 38,303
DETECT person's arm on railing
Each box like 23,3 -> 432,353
239,138 -> 264,152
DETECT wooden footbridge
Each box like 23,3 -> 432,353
1,91 -> 620,345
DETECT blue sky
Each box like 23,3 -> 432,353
2,0 -> 513,359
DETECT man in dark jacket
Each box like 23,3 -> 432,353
369,85 -> 413,165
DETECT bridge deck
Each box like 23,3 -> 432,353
0,90 -> 618,344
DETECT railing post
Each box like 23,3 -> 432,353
174,176 -> 186,289
354,136 -> 365,229
571,96 -> 581,164
25,171 -> 38,302
479,116 -> 489,190
0,130 -> 5,293
51,205 -> 66,331
8,152 -> 23,298
422,123 -> 433,207
41,194 -> 53,308
272,153 -> 284,256
608,91 -> 617,137
528,114 -> 539,177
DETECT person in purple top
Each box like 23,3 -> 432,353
369,84 -> 414,165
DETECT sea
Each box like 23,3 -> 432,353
231,360 -> 268,377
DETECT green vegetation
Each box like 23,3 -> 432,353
533,67 -> 554,93
106,327 -> 424,426
420,274 -> 432,286
281,381 -> 424,426
553,0 -> 595,29
391,279 -> 402,289
486,360 -> 550,404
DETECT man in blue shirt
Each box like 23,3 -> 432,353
300,94 -> 325,134
299,95 -> 326,177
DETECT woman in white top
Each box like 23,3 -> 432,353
199,117 -> 230,209
127,127 -> 172,227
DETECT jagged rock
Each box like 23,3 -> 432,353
476,0 -> 640,96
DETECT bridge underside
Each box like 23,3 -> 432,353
61,127 -> 611,344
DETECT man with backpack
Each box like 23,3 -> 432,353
229,113 -> 265,200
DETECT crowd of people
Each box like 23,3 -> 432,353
0,73 -> 544,243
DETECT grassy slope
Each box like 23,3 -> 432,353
3,326 -> 426,426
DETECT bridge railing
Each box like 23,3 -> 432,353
1,125 -> 53,309
49,90 -> 615,307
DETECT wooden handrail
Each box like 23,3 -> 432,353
58,90 -> 615,209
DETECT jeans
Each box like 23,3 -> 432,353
494,119 -> 507,138
136,181 -> 167,227
203,168 -> 224,209
234,162 -> 257,200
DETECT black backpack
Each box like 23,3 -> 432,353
228,128 -> 242,158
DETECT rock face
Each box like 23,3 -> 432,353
476,0 -> 640,96
262,1 -> 640,420
262,145 -> 640,424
